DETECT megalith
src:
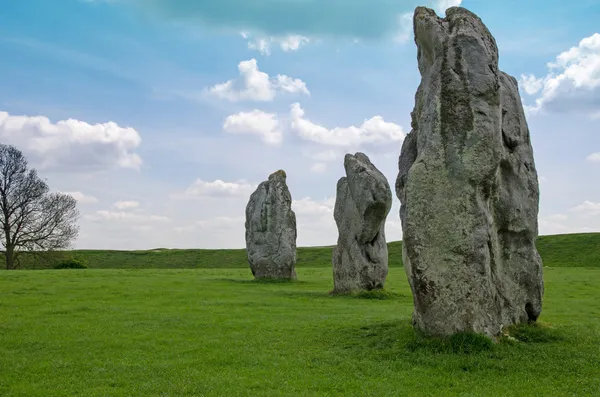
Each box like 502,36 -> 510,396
245,170 -> 297,280
332,153 -> 392,293
396,6 -> 544,337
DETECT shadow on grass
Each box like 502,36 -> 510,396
275,289 -> 407,300
217,278 -> 307,285
329,289 -> 408,300
276,291 -> 332,299
331,320 -> 564,360
501,322 -> 563,344
349,321 -> 493,355
407,330 -> 494,354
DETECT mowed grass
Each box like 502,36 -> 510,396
1,267 -> 600,396
18,232 -> 600,269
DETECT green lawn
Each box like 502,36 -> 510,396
15,232 -> 600,270
1,267 -> 600,396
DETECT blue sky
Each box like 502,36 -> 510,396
0,0 -> 599,249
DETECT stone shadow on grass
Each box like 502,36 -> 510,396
328,320 -> 564,360
216,278 -> 307,285
275,289 -> 407,300
500,322 -> 564,344
329,289 -> 408,300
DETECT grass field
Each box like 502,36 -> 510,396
1,266 -> 600,396
1,233 -> 599,396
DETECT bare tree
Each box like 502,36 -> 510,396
0,144 -> 79,270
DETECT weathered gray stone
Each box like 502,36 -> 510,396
332,153 -> 392,293
396,6 -> 544,337
245,170 -> 297,280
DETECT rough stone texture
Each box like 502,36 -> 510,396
332,153 -> 392,293
245,170 -> 297,280
396,6 -> 544,337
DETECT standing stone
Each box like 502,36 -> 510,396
332,153 -> 392,293
245,170 -> 297,280
396,6 -> 544,337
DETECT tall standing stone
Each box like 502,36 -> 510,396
332,153 -> 392,293
245,170 -> 297,280
396,6 -> 544,337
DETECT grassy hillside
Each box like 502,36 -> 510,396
535,233 -> 600,267
9,232 -> 600,270
1,267 -> 599,395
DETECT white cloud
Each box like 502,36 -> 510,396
292,197 -> 335,215
310,163 -> 327,173
586,152 -> 600,162
523,33 -> 600,116
290,103 -> 405,147
208,58 -> 309,102
0,111 -> 142,172
393,12 -> 414,43
242,33 -> 311,55
311,150 -> 339,162
114,200 -> 140,210
301,149 -> 342,170
223,109 -> 283,145
537,212 -> 598,236
292,197 -> 337,245
175,216 -> 245,233
62,191 -> 98,204
174,179 -> 255,199
434,0 -> 462,14
279,35 -> 311,52
85,210 -> 169,223
519,74 -> 544,95
538,216 -> 574,235
570,201 -> 600,216
545,214 -> 569,222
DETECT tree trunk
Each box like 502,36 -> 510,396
5,245 -> 15,270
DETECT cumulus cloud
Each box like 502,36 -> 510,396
434,0 -> 463,14
174,179 -> 255,199
175,216 -> 245,233
290,103 -> 405,147
586,152 -> 600,162
62,191 -> 98,204
537,212 -> 599,236
310,163 -> 327,173
544,214 -> 569,222
85,210 -> 169,223
393,12 -> 414,43
0,111 -> 142,172
570,201 -> 600,217
312,150 -> 340,162
114,200 -> 140,210
519,74 -> 544,95
293,197 -> 335,215
538,214 -> 575,235
521,33 -> 600,116
223,109 -> 283,145
301,149 -> 342,173
242,32 -> 311,55
208,59 -> 309,102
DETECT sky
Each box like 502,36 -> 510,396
0,0 -> 599,250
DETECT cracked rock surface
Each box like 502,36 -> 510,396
245,170 -> 297,280
332,153 -> 392,293
396,6 -> 544,337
